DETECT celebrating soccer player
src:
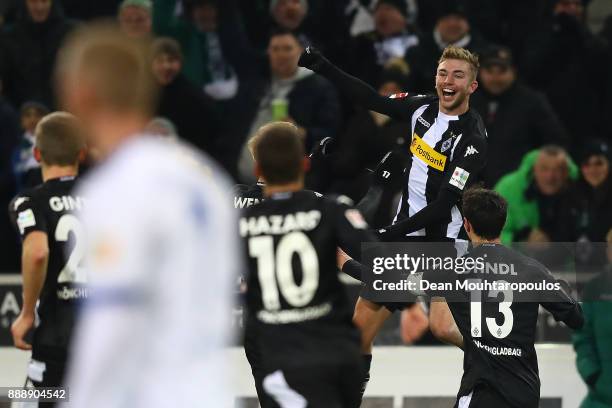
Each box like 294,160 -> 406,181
240,122 -> 377,407
9,111 -> 87,394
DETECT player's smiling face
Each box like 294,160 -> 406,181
435,59 -> 478,115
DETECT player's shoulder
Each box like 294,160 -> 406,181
463,109 -> 487,141
9,184 -> 43,215
389,93 -> 437,106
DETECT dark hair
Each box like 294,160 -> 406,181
254,122 -> 304,185
151,37 -> 183,61
461,188 -> 507,240
268,26 -> 301,45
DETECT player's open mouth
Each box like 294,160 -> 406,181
442,88 -> 456,97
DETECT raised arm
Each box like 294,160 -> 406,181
298,47 -> 415,121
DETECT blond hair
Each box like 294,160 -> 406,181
35,112 -> 86,166
248,122 -> 300,162
56,22 -> 157,115
438,46 -> 480,80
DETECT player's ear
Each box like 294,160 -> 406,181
469,79 -> 478,94
463,217 -> 472,233
78,147 -> 87,164
33,147 -> 42,163
303,156 -> 311,173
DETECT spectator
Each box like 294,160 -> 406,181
153,0 -> 250,101
348,0 -> 419,86
567,139 -> 612,270
151,37 -> 222,158
521,0 -> 608,153
58,0 -> 122,21
471,46 -> 569,187
237,29 -> 341,183
10,101 -> 48,191
1,0 -> 75,108
118,0 -> 152,39
572,229 -> 612,408
495,146 -> 578,244
0,91 -> 20,271
323,69 -> 409,206
404,0 -> 487,93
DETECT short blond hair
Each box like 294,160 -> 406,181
56,21 -> 157,115
35,112 -> 86,166
248,122 -> 300,162
438,46 -> 480,80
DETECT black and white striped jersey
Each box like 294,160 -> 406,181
390,94 -> 488,240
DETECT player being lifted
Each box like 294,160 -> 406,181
421,188 -> 583,407
240,122 -> 378,407
299,45 -> 488,390
9,112 -> 87,393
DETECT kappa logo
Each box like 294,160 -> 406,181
382,170 -> 391,179
417,116 -> 431,128
464,145 -> 478,157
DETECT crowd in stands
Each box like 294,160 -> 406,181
1,0 -> 612,272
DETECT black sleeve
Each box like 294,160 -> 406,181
333,199 -> 379,261
376,188 -> 457,241
341,259 -> 366,281
8,193 -> 47,240
534,262 -> 584,330
316,60 -> 428,121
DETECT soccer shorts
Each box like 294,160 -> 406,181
261,356 -> 363,408
455,384 -> 514,408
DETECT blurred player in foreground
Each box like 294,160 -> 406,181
56,23 -> 238,407
420,188 -> 584,407
9,112 -> 86,399
240,122 -> 377,407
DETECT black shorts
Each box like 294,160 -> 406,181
244,325 -> 270,405
26,358 -> 67,408
261,356 -> 364,408
360,237 -> 466,312
455,384 -> 514,408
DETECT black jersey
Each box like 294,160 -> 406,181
240,190 -> 376,364
8,176 -> 86,362
310,57 -> 488,241
233,182 -> 265,209
392,95 -> 488,240
425,243 -> 583,408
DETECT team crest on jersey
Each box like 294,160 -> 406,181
441,138 -> 453,153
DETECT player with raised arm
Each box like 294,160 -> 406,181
240,123 -> 378,407
9,112 -> 86,394
300,45 -> 488,393
424,188 -> 584,407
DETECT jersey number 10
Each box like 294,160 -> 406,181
248,232 -> 319,311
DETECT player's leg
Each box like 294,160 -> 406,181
352,297 -> 393,401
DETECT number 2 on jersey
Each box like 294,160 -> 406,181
249,232 -> 319,311
55,214 -> 87,284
